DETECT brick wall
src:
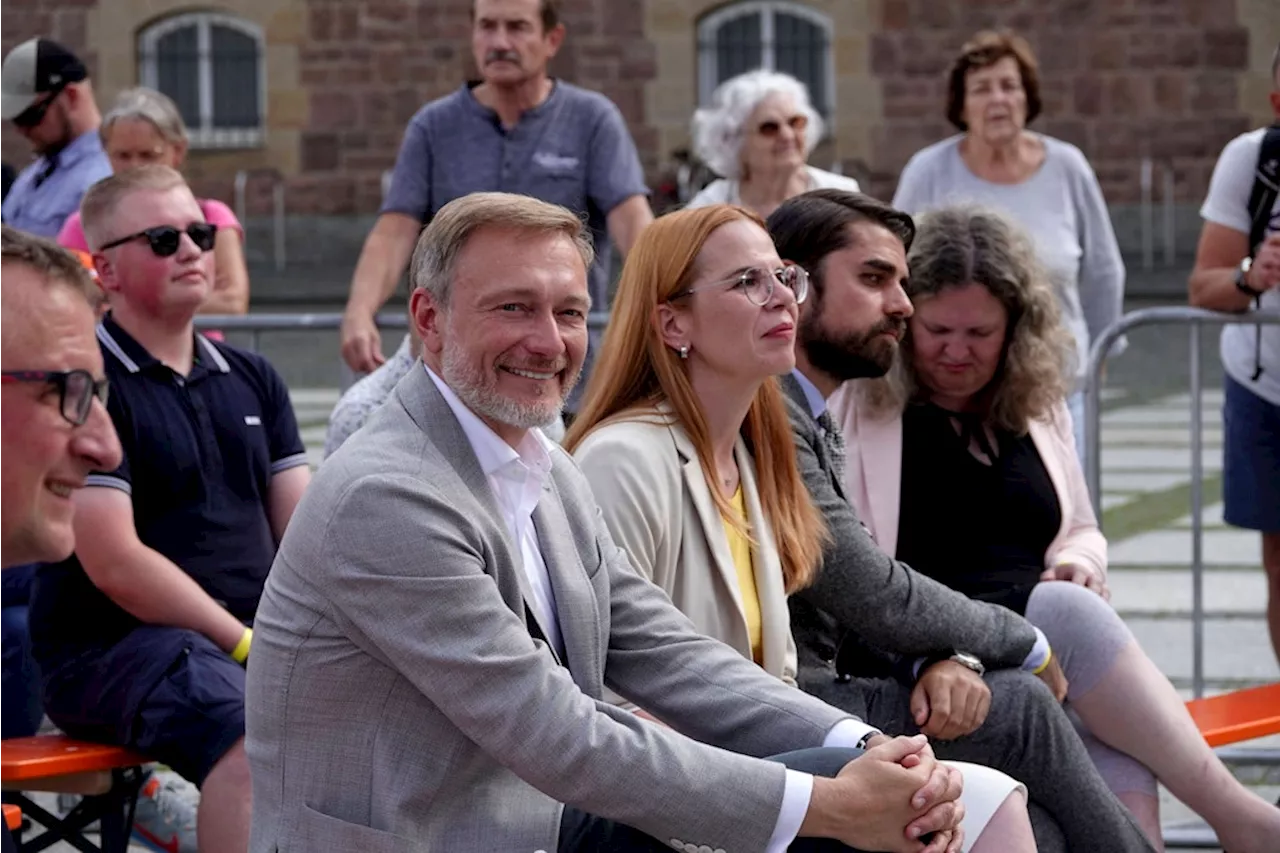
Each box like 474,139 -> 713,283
864,0 -> 1260,203
288,0 -> 657,215
2,0 -> 1275,218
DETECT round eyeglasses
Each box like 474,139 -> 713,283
674,264 -> 809,306
1,369 -> 110,426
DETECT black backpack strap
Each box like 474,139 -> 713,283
1247,123 -> 1280,256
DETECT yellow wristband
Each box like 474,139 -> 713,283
1031,648 -> 1053,675
230,627 -> 253,664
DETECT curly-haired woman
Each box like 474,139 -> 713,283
829,206 -> 1280,851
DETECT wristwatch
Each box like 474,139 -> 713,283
922,650 -> 986,677
1235,257 -> 1264,297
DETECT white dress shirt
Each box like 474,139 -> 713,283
426,365 -> 876,850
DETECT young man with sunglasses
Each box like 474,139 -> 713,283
1,39 -> 110,238
27,166 -> 311,853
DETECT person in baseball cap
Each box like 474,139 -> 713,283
1,38 -> 109,238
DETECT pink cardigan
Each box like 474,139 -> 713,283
825,383 -> 1108,584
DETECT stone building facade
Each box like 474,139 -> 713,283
2,0 -> 1277,218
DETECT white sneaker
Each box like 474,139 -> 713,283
129,769 -> 198,853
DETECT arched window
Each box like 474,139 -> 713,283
697,2 -> 834,117
138,12 -> 265,148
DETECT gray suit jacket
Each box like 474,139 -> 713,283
779,373 -> 1039,694
246,365 -> 850,853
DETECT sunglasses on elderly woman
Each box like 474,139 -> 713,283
98,223 -> 218,257
1,369 -> 110,426
757,115 -> 809,137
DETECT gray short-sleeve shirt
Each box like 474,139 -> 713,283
382,80 -> 649,309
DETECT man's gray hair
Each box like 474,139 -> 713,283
409,192 -> 594,306
101,87 -> 188,149
691,70 -> 824,180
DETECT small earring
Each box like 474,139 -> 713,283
678,345 -> 689,359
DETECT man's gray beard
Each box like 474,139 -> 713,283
441,346 -> 578,431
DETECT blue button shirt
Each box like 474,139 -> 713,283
1,130 -> 111,238
790,368 -> 829,419
29,314 -> 308,663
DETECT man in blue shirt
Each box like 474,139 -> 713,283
29,165 -> 310,853
339,0 -> 653,403
1,38 -> 111,238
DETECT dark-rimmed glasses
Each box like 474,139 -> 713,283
673,264 -> 809,306
1,370 -> 110,426
11,82 -> 68,129
99,223 -> 218,257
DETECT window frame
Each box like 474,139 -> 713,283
696,1 -> 835,118
138,11 -> 267,149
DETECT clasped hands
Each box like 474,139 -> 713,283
806,733 -> 965,853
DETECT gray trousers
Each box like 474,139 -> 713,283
803,667 -> 1155,853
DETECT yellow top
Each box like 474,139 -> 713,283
723,485 -> 763,664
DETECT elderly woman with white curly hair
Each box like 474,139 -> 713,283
686,70 -> 860,217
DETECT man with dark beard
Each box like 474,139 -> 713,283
767,189 -> 1157,853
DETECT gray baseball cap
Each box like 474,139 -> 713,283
2,38 -> 88,122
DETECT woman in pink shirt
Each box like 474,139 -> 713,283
58,87 -> 249,318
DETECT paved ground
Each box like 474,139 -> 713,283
19,298 -> 1279,851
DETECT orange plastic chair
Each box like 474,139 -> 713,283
3,803 -> 19,830
1185,682 -> 1280,748
2,734 -> 147,852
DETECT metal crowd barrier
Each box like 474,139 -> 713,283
1084,306 -> 1280,699
233,168 -> 288,272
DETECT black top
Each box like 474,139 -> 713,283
30,314 -> 308,665
895,403 -> 1062,615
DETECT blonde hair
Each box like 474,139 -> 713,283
565,204 -> 827,593
410,192 -> 594,307
861,205 -> 1075,433
101,87 -> 188,148
80,165 -> 190,251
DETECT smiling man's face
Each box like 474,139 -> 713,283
1,267 -> 122,566
418,224 -> 589,446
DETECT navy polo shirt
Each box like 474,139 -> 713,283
30,314 -> 307,660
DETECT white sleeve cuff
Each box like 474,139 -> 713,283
1022,627 -> 1051,672
767,770 -> 813,853
824,717 -> 881,748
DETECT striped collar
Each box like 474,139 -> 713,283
97,313 -> 230,375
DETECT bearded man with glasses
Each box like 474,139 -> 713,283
25,166 -> 311,853
1,39 -> 111,238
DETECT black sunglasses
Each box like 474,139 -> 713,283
99,223 -> 218,257
1,369 -> 110,426
11,83 -> 68,129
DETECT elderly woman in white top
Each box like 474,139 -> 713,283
687,70 -> 860,218
892,30 -> 1125,453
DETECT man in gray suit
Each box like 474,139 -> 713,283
246,192 -> 979,853
767,189 -> 1155,852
